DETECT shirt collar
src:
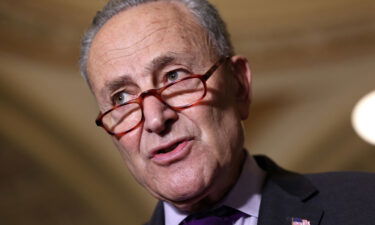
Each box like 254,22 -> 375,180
220,153 -> 265,218
163,152 -> 265,225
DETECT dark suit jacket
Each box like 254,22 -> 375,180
145,155 -> 375,225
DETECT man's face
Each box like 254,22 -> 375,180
87,1 -> 250,211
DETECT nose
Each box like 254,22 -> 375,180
143,96 -> 178,134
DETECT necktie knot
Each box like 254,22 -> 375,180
180,206 -> 248,225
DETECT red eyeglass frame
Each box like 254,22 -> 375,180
95,56 -> 229,139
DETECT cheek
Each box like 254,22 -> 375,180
116,128 -> 141,154
190,102 -> 242,160
113,129 -> 147,180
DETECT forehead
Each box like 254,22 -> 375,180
87,1 -> 212,96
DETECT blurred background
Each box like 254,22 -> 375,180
1,0 -> 374,224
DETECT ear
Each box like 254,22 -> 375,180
230,55 -> 252,120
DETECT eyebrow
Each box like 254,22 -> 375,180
146,53 -> 177,72
101,75 -> 134,100
100,52 -> 191,99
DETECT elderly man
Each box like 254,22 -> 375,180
80,0 -> 375,224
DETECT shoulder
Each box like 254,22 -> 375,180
305,171 -> 375,197
306,171 -> 375,186
255,155 -> 375,224
305,172 -> 375,216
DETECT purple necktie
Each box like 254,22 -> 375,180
180,206 -> 249,225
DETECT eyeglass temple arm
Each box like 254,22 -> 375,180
202,56 -> 230,81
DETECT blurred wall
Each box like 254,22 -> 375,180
0,0 -> 374,224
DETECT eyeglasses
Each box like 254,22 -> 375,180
95,57 -> 229,138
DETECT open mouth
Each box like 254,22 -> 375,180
156,141 -> 182,155
150,138 -> 193,165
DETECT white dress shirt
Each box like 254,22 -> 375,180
163,152 -> 266,225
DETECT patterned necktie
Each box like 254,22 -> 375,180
180,205 -> 249,225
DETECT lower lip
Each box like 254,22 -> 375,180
152,140 -> 192,166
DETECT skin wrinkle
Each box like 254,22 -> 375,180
131,60 -> 234,204
99,52 -> 198,109
98,1 -> 204,67
94,3 -> 173,61
100,26 -> 170,67
89,9 -> 178,78
82,0 -> 224,86
88,1 -> 252,212
93,27 -> 207,101
89,3 -> 212,96
147,53 -> 193,87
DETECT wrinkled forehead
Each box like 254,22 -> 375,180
91,1 -> 204,52
87,1 -> 214,92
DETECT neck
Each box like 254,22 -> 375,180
173,150 -> 247,213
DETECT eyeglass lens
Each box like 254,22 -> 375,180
102,77 -> 205,134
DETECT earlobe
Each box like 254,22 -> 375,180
230,55 -> 252,120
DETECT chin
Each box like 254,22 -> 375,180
155,173 -> 218,212
166,190 -> 212,212
164,181 -> 207,200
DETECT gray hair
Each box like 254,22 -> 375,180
79,0 -> 234,83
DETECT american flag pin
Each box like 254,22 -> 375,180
291,217 -> 311,225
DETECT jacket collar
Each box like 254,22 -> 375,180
255,155 -> 324,225
146,155 -> 324,225
147,201 -> 165,225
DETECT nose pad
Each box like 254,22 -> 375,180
143,96 -> 178,134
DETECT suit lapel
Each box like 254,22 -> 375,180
147,201 -> 165,225
147,155 -> 324,225
255,156 -> 324,225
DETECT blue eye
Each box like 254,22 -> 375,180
166,69 -> 190,83
166,71 -> 180,82
113,91 -> 129,105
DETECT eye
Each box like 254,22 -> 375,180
165,69 -> 190,83
112,91 -> 130,106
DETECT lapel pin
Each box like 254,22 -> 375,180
292,217 -> 311,225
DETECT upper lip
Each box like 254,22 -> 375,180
148,136 -> 193,158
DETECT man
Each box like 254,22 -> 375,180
79,0 -> 375,224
